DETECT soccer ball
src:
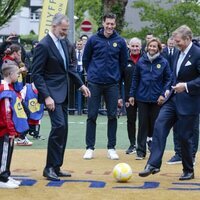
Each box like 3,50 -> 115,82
112,163 -> 132,182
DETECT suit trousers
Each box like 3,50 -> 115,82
173,115 -> 199,158
148,95 -> 196,173
46,101 -> 68,171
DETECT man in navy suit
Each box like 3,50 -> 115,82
162,37 -> 179,71
162,38 -> 200,165
138,25 -> 200,180
31,13 -> 90,181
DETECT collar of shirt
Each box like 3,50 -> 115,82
76,49 -> 83,54
49,31 -> 59,47
181,41 -> 192,56
130,53 -> 140,64
168,47 -> 173,54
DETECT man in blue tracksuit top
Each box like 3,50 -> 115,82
82,13 -> 128,160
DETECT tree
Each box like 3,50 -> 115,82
130,0 -> 200,42
0,0 -> 26,27
74,0 -> 102,31
101,0 -> 128,33
75,0 -> 128,34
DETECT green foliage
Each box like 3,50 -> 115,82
20,32 -> 38,45
74,0 -> 102,32
0,0 -> 26,27
130,0 -> 200,42
101,0 -> 128,33
121,27 -> 152,41
75,0 -> 128,34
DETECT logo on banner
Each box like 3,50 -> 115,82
38,0 -> 68,40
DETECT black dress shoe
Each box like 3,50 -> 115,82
56,171 -> 72,177
179,172 -> 194,181
139,164 -> 160,177
43,167 -> 60,181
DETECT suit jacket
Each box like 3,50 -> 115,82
162,47 -> 179,71
168,44 -> 200,115
65,38 -> 77,69
31,34 -> 83,104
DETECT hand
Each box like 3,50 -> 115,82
157,95 -> 165,106
5,34 -> 16,43
171,83 -> 186,93
19,66 -> 28,73
80,85 -> 91,97
45,96 -> 55,111
118,99 -> 123,108
125,102 -> 130,107
129,97 -> 135,106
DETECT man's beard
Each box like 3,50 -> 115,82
58,35 -> 65,40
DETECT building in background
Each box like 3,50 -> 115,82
0,0 -> 194,41
0,0 -> 42,42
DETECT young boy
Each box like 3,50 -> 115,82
0,61 -> 29,189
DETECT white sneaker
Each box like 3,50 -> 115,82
0,180 -> 19,189
16,137 -> 33,146
8,177 -> 21,186
83,149 -> 94,159
107,149 -> 119,160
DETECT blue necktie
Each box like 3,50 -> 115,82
57,39 -> 66,69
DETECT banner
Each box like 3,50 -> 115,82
38,0 -> 68,41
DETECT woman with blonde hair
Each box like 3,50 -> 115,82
129,37 -> 171,160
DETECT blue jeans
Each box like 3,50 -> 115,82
85,82 -> 118,150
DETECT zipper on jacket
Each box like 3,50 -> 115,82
150,65 -> 153,72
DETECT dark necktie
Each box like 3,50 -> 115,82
77,50 -> 81,72
169,48 -> 173,56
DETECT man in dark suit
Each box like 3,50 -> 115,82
162,38 -> 199,165
162,37 -> 179,71
138,25 -> 200,180
141,33 -> 154,53
31,13 -> 90,181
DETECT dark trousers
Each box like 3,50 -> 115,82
46,101 -> 68,172
173,115 -> 199,158
137,101 -> 161,157
85,82 -> 118,150
148,96 -> 196,173
75,72 -> 85,114
0,134 -> 14,182
125,103 -> 137,147
69,78 -> 75,113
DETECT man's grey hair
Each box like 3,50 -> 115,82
172,25 -> 193,40
51,13 -> 69,26
129,37 -> 142,47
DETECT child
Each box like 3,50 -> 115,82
20,83 -> 44,140
0,61 -> 29,189
3,44 -> 32,146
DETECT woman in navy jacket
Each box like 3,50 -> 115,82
129,37 -> 171,160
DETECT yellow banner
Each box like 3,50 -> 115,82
38,0 -> 68,41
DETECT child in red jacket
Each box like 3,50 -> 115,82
0,61 -> 29,189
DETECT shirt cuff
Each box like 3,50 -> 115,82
184,83 -> 189,93
79,85 -> 84,90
